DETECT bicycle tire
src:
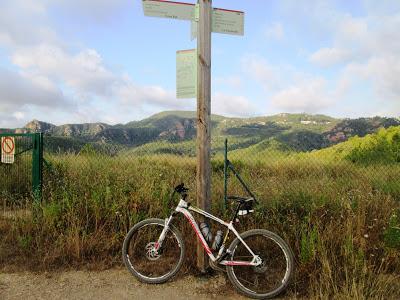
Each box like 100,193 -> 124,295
122,218 -> 185,284
226,229 -> 294,299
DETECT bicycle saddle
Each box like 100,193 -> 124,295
227,196 -> 254,203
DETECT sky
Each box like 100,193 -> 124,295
0,0 -> 399,128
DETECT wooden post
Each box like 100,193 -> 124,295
196,0 -> 212,273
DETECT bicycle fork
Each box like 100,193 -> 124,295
155,215 -> 174,251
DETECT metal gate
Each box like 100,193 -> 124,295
0,133 -> 43,215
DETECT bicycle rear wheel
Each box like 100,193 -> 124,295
226,229 -> 294,299
122,218 -> 185,284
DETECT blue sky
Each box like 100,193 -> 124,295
0,0 -> 399,127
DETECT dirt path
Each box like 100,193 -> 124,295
0,269 -> 249,300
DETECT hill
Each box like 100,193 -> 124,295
309,126 -> 400,164
324,117 -> 400,144
2,112 -> 399,155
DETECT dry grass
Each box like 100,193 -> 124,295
0,154 -> 399,298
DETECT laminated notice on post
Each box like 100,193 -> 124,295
212,8 -> 244,36
176,49 -> 197,99
142,0 -> 195,20
1,136 -> 15,164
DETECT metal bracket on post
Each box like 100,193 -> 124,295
224,139 -> 258,205
195,3 -> 199,21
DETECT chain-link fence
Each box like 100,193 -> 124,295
38,119 -> 400,221
2,120 -> 399,224
217,116 -> 400,202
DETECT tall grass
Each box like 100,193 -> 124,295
1,153 -> 399,298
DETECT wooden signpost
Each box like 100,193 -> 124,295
141,0 -> 244,272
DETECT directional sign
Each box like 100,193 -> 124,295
1,136 -> 15,164
191,7 -> 245,39
177,49 -> 197,99
212,8 -> 244,36
142,0 -> 195,20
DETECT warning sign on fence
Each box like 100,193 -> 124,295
1,136 -> 15,164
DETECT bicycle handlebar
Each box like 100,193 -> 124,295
174,183 -> 189,194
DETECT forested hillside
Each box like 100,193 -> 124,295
2,111 -> 399,155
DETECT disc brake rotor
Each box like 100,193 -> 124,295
145,242 -> 161,261
253,258 -> 268,273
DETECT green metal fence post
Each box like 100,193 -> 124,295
32,132 -> 43,202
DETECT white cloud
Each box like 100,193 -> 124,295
0,0 -> 183,127
212,93 -> 257,117
309,47 -> 351,67
242,54 -> 337,114
306,8 -> 400,113
362,0 -> 400,17
365,56 -> 400,101
341,56 -> 400,103
11,44 -> 182,111
265,22 -> 285,40
116,78 -> 181,108
13,111 -> 25,120
0,0 -> 58,48
270,78 -> 332,113
0,113 -> 21,128
51,0 -> 128,22
214,75 -> 243,89
12,45 -> 117,98
241,55 -> 290,91
0,67 -> 69,112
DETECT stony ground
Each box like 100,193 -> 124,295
0,268 -> 251,300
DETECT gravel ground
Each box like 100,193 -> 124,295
0,269 -> 249,300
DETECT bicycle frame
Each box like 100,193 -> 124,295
157,198 -> 262,267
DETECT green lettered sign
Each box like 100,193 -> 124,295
212,8 -> 244,36
176,49 -> 197,99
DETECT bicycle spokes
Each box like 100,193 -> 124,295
125,222 -> 183,280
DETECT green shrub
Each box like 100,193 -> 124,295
384,212 -> 400,249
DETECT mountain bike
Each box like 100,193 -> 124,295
122,183 -> 294,299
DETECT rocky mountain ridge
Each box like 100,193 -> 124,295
1,112 -> 399,153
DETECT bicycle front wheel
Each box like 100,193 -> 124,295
226,229 -> 294,299
122,218 -> 185,284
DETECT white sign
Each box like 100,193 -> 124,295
1,136 -> 15,164
212,8 -> 244,36
191,7 -> 245,39
176,49 -> 197,99
142,0 -> 195,20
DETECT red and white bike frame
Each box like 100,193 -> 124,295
157,198 -> 262,267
